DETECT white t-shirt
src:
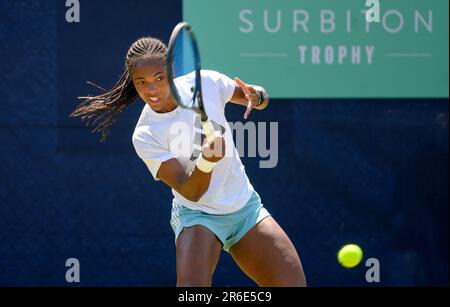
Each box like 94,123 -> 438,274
132,70 -> 254,214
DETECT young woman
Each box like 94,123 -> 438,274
71,36 -> 306,287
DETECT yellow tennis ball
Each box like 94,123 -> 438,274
338,244 -> 363,268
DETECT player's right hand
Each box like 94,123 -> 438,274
201,133 -> 225,163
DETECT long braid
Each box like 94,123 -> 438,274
70,37 -> 168,142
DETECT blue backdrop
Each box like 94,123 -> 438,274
0,0 -> 448,286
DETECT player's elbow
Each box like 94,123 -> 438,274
186,194 -> 202,202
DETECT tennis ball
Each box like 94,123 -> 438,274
337,244 -> 363,268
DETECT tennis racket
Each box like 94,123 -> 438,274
166,22 -> 217,142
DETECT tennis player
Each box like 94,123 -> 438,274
70,37 -> 306,287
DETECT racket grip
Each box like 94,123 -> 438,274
202,120 -> 217,143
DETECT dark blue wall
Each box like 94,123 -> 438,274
0,0 -> 448,286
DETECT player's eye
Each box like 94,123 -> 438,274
156,76 -> 165,81
136,80 -> 145,86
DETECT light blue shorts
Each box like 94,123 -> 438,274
170,191 -> 271,253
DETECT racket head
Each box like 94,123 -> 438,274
166,22 -> 206,120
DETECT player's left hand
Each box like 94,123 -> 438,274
235,77 -> 265,120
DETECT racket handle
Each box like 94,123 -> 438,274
202,120 -> 217,143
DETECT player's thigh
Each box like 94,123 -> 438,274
230,216 -> 306,287
176,225 -> 222,286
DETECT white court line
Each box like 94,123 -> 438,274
386,52 -> 433,57
240,52 -> 288,58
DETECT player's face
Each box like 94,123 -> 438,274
131,57 -> 176,113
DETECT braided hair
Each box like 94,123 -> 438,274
70,37 -> 168,142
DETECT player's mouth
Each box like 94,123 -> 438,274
147,97 -> 161,103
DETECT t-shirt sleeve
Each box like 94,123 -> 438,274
132,126 -> 175,181
204,70 -> 236,105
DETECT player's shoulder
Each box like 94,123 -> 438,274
201,70 -> 234,93
134,104 -> 150,127
132,123 -> 166,150
132,124 -> 152,144
200,69 -> 231,82
133,107 -> 155,139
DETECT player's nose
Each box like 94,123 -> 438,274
145,83 -> 159,94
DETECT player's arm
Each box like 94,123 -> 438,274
229,77 -> 269,119
156,135 -> 225,202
